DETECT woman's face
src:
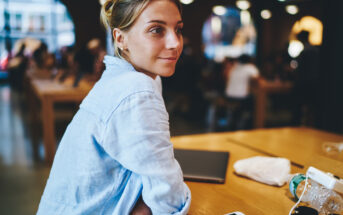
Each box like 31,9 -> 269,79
123,0 -> 183,79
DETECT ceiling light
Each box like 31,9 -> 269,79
288,40 -> 304,58
261,9 -> 272,19
211,16 -> 222,34
278,0 -> 286,2
286,5 -> 299,15
180,0 -> 194,5
213,5 -> 227,16
236,0 -> 251,10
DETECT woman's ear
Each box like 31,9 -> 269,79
113,28 -> 126,51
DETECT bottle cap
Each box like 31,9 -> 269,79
289,173 -> 306,200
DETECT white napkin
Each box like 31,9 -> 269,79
233,156 -> 291,186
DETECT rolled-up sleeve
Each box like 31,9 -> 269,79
102,90 -> 191,214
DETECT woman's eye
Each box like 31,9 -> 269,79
150,27 -> 163,34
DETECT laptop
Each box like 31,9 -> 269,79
174,149 -> 229,184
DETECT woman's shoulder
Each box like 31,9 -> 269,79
80,69 -> 159,122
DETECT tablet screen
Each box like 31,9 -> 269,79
174,149 -> 229,184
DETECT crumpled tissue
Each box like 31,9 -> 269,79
233,156 -> 291,186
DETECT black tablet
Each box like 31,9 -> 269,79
174,149 -> 229,184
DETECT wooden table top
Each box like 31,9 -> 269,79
171,127 -> 343,215
30,79 -> 93,101
254,79 -> 293,93
225,127 -> 343,176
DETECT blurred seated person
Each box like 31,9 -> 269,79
72,39 -> 106,87
32,42 -> 48,69
27,42 -> 55,79
73,45 -> 95,87
87,38 -> 106,81
7,43 -> 28,91
54,46 -> 76,82
225,54 -> 259,130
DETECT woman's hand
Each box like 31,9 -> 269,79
130,196 -> 152,215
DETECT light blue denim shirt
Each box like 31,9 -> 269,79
37,56 -> 191,214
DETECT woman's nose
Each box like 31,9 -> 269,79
165,31 -> 182,50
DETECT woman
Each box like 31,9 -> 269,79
37,0 -> 191,214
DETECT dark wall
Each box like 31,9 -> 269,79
253,0 -> 322,66
320,0 -> 343,133
60,0 -> 106,49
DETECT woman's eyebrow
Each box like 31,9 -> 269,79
147,20 -> 183,25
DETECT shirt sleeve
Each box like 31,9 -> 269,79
249,64 -> 259,78
102,90 -> 191,214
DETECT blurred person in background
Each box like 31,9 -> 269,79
32,42 -> 48,69
222,57 -> 236,82
224,54 -> 259,130
7,43 -> 28,91
27,41 -> 56,79
87,38 -> 106,81
73,44 -> 95,87
72,39 -> 106,87
55,45 -> 76,82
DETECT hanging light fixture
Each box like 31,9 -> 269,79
212,5 -> 227,16
285,5 -> 299,15
236,0 -> 251,10
261,9 -> 272,19
180,0 -> 194,5
288,40 -> 304,58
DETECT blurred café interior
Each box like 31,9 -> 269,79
0,0 -> 343,214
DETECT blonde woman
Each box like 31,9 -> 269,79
37,0 -> 191,214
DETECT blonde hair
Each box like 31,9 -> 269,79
101,0 -> 182,58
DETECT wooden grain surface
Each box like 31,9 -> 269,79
171,127 -> 343,215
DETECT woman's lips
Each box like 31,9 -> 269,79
159,57 -> 177,61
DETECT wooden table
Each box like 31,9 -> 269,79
252,79 -> 293,128
28,79 -> 93,164
225,127 -> 343,176
171,127 -> 343,214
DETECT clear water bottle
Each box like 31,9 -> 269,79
289,173 -> 343,215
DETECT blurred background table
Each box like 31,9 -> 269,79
252,79 -> 293,128
171,127 -> 343,214
27,78 -> 93,164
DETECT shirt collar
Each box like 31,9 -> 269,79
103,55 -> 135,72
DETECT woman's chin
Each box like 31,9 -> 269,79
158,66 -> 176,77
161,70 -> 175,77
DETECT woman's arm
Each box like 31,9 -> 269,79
102,91 -> 191,214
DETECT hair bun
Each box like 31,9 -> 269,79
103,0 -> 115,15
101,0 -> 117,28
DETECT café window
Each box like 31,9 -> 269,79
15,13 -> 22,31
202,6 -> 257,62
39,15 -> 45,32
28,15 -> 37,32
